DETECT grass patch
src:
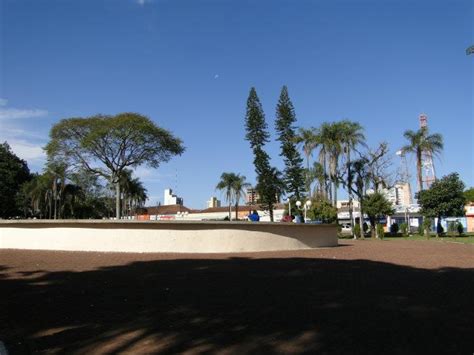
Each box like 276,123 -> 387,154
383,234 -> 474,244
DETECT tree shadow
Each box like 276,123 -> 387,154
1,257 -> 473,354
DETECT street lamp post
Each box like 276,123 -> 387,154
295,200 -> 312,221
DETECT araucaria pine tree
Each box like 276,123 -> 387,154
245,87 -> 281,221
275,86 -> 306,200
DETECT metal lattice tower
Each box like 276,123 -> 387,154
419,113 -> 436,189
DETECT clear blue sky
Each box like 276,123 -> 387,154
1,0 -> 473,208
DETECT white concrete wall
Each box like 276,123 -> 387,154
0,220 -> 337,253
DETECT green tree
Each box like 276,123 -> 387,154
0,142 -> 31,218
244,87 -> 280,221
232,174 -> 251,220
46,113 -> 184,219
362,192 -> 395,238
216,172 -> 239,220
464,187 -> 474,203
339,120 -> 365,231
275,86 -> 305,200
295,127 -> 318,195
401,127 -> 443,193
417,173 -> 466,236
118,170 -> 148,218
306,198 -> 338,223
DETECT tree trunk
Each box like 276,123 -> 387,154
305,152 -> 311,197
347,149 -> 355,239
359,196 -> 364,239
320,153 -> 328,200
115,182 -> 121,220
417,149 -> 423,193
370,217 -> 376,238
235,203 -> 239,220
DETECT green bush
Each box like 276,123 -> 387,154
400,222 -> 409,237
390,222 -> 399,234
417,224 -> 424,236
457,222 -> 464,236
353,224 -> 361,238
376,223 -> 385,239
448,221 -> 457,236
423,218 -> 432,238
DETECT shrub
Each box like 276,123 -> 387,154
353,224 -> 361,238
448,221 -> 458,236
400,222 -> 409,237
457,222 -> 464,236
417,223 -> 424,236
376,223 -> 385,239
423,218 -> 432,238
390,222 -> 399,234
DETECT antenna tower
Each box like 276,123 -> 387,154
419,113 -> 436,189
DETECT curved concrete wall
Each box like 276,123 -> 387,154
0,220 -> 338,253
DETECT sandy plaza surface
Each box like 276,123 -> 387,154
1,239 -> 473,354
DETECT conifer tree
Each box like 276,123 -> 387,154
244,87 -> 281,221
275,86 -> 306,200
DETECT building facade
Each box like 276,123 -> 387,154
164,188 -> 183,206
206,197 -> 221,208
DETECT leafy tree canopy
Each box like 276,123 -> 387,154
0,142 -> 31,217
46,113 -> 184,180
418,173 -> 466,218
363,192 -> 394,221
362,192 -> 394,238
464,187 -> 474,203
46,113 -> 184,218
306,198 -> 338,223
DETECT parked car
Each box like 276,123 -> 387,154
340,223 -> 352,234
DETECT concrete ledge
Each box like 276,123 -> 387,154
0,220 -> 338,253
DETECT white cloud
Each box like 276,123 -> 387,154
1,127 -> 48,140
0,98 -> 8,106
7,140 -> 46,162
0,108 -> 48,120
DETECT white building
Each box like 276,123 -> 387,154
206,197 -> 221,208
164,188 -> 183,206
384,183 -> 412,207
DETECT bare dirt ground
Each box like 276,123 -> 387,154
1,239 -> 473,354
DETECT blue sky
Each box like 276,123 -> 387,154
1,0 -> 473,208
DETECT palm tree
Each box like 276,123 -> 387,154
339,120 -> 366,232
295,127 -> 318,195
317,122 -> 343,206
216,172 -> 239,220
401,127 -> 443,193
118,170 -> 148,218
232,174 -> 251,220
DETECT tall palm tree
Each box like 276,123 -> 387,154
232,174 -> 251,220
295,127 -> 318,196
216,172 -> 239,220
339,120 -> 366,232
118,170 -> 148,217
401,127 -> 443,193
314,124 -> 329,200
317,122 -> 342,206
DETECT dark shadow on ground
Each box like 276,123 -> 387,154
1,257 -> 474,354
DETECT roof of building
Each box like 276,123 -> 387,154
145,205 -> 193,215
144,203 -> 286,215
